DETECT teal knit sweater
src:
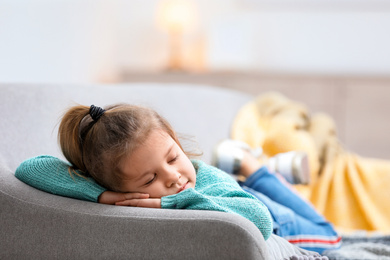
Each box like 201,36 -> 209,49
15,155 -> 272,240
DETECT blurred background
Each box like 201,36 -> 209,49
2,0 -> 390,82
1,0 -> 390,158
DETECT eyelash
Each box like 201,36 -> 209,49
169,155 -> 179,163
145,174 -> 156,186
144,155 -> 179,186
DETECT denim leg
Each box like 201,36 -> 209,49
241,167 -> 342,254
242,186 -> 341,254
242,166 -> 325,222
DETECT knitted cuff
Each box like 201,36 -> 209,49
15,155 -> 106,202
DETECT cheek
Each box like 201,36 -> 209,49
183,160 -> 196,178
145,187 -> 158,198
147,186 -> 170,198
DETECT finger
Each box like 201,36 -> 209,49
122,193 -> 149,200
115,198 -> 161,208
115,199 -> 146,207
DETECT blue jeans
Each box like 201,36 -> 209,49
240,166 -> 341,254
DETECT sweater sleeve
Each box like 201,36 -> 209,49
161,161 -> 272,239
15,155 -> 106,202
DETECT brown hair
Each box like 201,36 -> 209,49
58,103 -> 184,191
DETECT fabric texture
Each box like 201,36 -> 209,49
231,92 -> 390,233
162,160 -> 273,240
15,155 -> 106,202
15,155 -> 273,240
3,160 -> 269,260
13,154 -> 328,258
265,234 -> 328,260
323,234 -> 390,260
241,167 -> 341,254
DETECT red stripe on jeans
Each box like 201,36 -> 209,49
288,236 -> 342,245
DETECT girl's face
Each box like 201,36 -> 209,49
119,129 -> 197,198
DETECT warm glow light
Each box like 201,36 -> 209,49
156,0 -> 199,71
157,0 -> 197,33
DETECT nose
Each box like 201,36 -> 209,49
164,170 -> 181,187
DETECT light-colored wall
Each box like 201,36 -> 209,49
0,0 -> 121,83
209,3 -> 390,76
1,0 -> 390,84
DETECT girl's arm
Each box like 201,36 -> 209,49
161,186 -> 273,240
15,155 -> 106,202
15,155 -> 159,205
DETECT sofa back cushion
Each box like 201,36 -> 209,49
0,83 -> 252,171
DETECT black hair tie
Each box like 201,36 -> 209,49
89,105 -> 106,121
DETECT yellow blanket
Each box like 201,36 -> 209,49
231,92 -> 390,233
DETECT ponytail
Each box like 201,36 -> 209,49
58,105 -> 90,174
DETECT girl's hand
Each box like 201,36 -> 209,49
98,191 -> 149,205
115,198 -> 161,208
98,191 -> 161,208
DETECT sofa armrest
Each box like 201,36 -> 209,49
1,165 -> 269,260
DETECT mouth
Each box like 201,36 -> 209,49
177,182 -> 189,193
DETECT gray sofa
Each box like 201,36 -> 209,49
0,83 -> 321,259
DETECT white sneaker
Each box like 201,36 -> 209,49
267,151 -> 310,185
211,139 -> 263,175
212,139 -> 310,185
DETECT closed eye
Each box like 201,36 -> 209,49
145,174 -> 156,186
169,155 -> 179,164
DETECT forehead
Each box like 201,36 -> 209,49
120,130 -> 175,177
